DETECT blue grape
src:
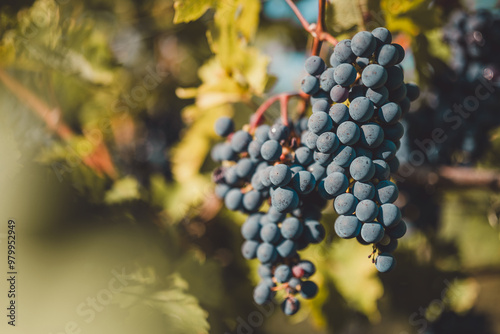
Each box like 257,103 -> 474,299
290,164 -> 305,175
384,122 -> 404,141
389,82 -> 407,102
378,102 -> 402,124
362,64 -> 388,88
375,253 -> 396,272
386,220 -> 406,239
266,206 -> 286,224
334,63 -> 357,87
356,199 -> 379,222
260,166 -> 273,187
291,171 -> 316,195
393,43 -> 405,63
271,187 -> 299,213
260,140 -> 282,161
303,131 -> 319,150
316,131 -> 340,153
384,65 -> 404,90
387,157 -> 400,174
331,145 -> 356,167
373,159 -> 390,180
405,83 -> 420,101
312,100 -> 330,113
215,183 -> 231,198
308,112 -> 333,133
349,85 -> 366,101
350,156 -> 375,182
293,260 -> 316,278
313,150 -> 332,166
257,242 -> 278,263
310,90 -> 329,105
355,146 -> 373,159
366,86 -> 389,106
334,193 -> 358,215
236,158 -> 256,178
260,223 -> 281,243
269,123 -> 290,141
356,57 -> 370,68
294,146 -> 313,165
360,123 -> 384,148
251,171 -> 265,191
334,215 -> 362,239
300,281 -> 318,299
219,143 -> 237,161
260,277 -> 276,288
330,85 -> 350,103
352,181 -> 375,200
276,239 -> 297,257
258,264 -> 273,278
305,55 -> 326,75
378,203 -> 402,228
214,117 -> 234,137
320,68 -> 336,92
360,222 -> 385,243
349,97 -> 375,122
337,121 -> 360,145
318,172 -> 349,199
304,220 -> 325,243
301,75 -> 320,95
307,162 -> 326,180
329,103 -> 349,124
399,97 -> 410,115
253,283 -> 273,304
281,217 -> 304,239
231,130 -> 252,153
376,44 -> 399,67
275,264 -> 292,283
351,31 -> 377,57
269,164 -> 292,187
374,140 -> 397,160
375,180 -> 399,203
241,214 -> 262,240
242,240 -> 259,259
255,124 -> 270,143
333,39 -> 356,63
243,190 -> 263,212
225,188 -> 243,210
372,27 -> 392,45
281,297 -> 300,316
326,161 -> 346,175
248,140 -> 262,160
288,277 -> 302,290
377,237 -> 398,253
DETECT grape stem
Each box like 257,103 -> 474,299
284,0 -> 338,55
249,93 -> 303,133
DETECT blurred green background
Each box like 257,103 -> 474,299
0,0 -> 499,333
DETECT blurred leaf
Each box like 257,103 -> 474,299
381,0 -> 441,36
105,176 -> 142,204
173,0 -> 215,24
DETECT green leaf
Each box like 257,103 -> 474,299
173,0 -> 216,24
104,176 -> 142,204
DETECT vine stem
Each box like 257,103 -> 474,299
249,93 -> 301,133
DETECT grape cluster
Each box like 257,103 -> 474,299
211,27 -> 418,315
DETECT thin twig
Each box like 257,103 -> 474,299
249,93 -> 300,132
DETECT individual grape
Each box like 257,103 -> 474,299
243,190 -> 263,212
260,140 -> 282,161
376,44 -> 399,67
266,206 -> 286,224
350,156 -> 375,182
218,142 -> 237,161
331,145 -> 356,167
375,180 -> 399,204
281,217 -> 304,240
398,97 -> 410,115
349,97 -> 375,122
276,239 -> 297,257
333,39 -> 356,63
274,264 -> 292,283
378,203 -> 402,228
330,85 -> 350,103
362,64 -> 388,88
255,124 -> 270,143
290,164 -> 305,175
260,166 -> 273,187
329,103 -> 349,124
303,131 -> 319,150
386,220 -> 407,239
312,100 -> 330,113
387,157 -> 400,174
313,151 -> 332,166
291,171 -> 316,195
360,222 -> 385,243
305,55 -> 326,75
352,181 -> 375,200
384,65 -> 404,90
349,85 -> 366,101
215,183 -> 231,199
316,132 -> 340,153
393,43 -> 405,63
405,83 -> 420,101
356,199 -> 379,222
288,277 -> 302,290
373,159 -> 390,180
214,117 -> 234,137
301,75 -> 320,95
334,215 -> 362,239
300,281 -> 318,299
260,277 -> 276,288
269,123 -> 290,141
356,234 -> 371,245
375,253 -> 396,273
366,86 -> 389,107
334,63 -> 357,86
258,264 -> 273,278
326,161 -> 346,175
224,167 -> 240,186
334,193 -> 358,215
356,57 -> 370,68
260,223 -> 281,243
225,188 -> 243,211
270,164 -> 292,187
389,82 -> 407,102
307,162 -> 326,181
360,123 -> 384,148
351,31 -> 377,57
256,242 -> 278,263
253,283 -> 273,305
293,260 -> 316,278
248,140 -> 262,160
231,130 -> 252,153
251,171 -> 265,191
377,237 -> 398,253
374,139 -> 397,160
281,297 -> 300,316
304,220 -> 325,243
372,27 -> 392,45
310,90 -> 330,105
384,122 -> 404,141
242,240 -> 259,259
308,110 -> 333,133
320,68 -> 336,92
294,146 -> 313,165
337,121 -> 360,145
271,187 -> 299,213
241,214 -> 262,240
236,158 -> 255,178
318,172 -> 349,198
378,102 -> 402,124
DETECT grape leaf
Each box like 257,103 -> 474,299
173,0 -> 216,23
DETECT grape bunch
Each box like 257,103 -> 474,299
211,27 -> 418,315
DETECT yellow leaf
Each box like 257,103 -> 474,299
173,0 -> 216,24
